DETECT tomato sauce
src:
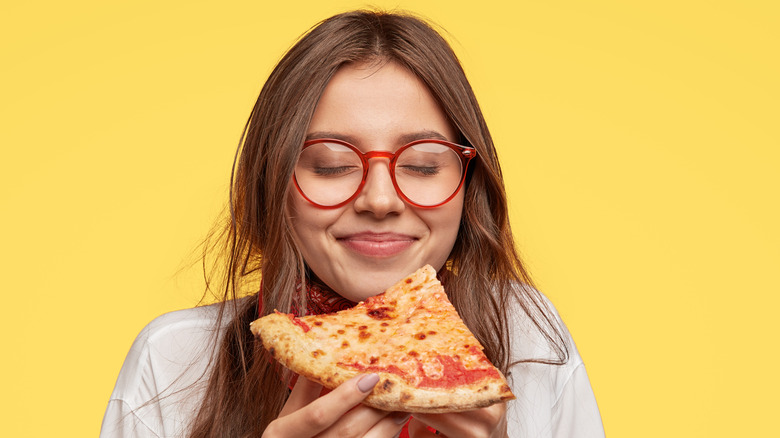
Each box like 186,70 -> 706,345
340,354 -> 499,389
280,313 -> 310,333
418,355 -> 499,388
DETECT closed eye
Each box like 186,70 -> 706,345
313,165 -> 360,177
398,165 -> 441,176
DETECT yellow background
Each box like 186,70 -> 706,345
2,1 -> 778,436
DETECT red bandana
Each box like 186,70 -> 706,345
293,279 -> 357,316
256,279 -> 357,317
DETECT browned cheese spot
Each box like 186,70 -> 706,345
358,325 -> 368,330
367,306 -> 395,320
408,351 -> 419,357
400,392 -> 412,402
414,333 -> 427,340
501,384 -> 511,393
359,331 -> 371,341
427,330 -> 437,335
380,322 -> 389,327
341,341 -> 350,348
405,278 -> 413,284
337,329 -> 345,334
411,284 -> 422,291
311,349 -> 325,358
313,321 -> 323,326
380,329 -> 386,333
369,356 -> 379,364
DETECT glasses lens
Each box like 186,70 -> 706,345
395,142 -> 464,206
295,142 -> 363,206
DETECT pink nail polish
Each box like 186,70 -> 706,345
357,374 -> 380,392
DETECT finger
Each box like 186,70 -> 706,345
363,412 -> 412,438
316,407 -> 407,438
412,403 -> 507,438
265,374 -> 380,437
407,417 -> 438,437
278,376 -> 323,418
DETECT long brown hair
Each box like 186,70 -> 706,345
189,10 -> 568,437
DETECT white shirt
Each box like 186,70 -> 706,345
101,298 -> 604,437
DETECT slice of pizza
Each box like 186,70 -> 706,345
249,265 -> 515,413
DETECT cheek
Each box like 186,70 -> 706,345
288,192 -> 341,259
422,199 -> 464,252
442,193 -> 465,231
442,206 -> 464,240
288,193 -> 320,250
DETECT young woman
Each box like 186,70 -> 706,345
101,10 -> 604,437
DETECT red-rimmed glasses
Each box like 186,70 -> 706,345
293,138 -> 477,209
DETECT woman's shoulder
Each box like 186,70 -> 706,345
110,303 -> 225,396
135,303 -> 222,344
117,302 -> 228,385
101,303 -> 227,437
504,287 -> 605,437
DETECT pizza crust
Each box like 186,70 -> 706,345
365,372 -> 514,413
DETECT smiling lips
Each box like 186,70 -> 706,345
338,232 -> 417,257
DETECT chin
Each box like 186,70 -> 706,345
344,267 -> 422,300
333,276 -> 393,302
323,258 -> 446,302
341,282 -> 389,302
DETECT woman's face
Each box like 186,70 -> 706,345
288,61 -> 464,302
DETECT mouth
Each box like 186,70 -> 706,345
337,232 -> 417,258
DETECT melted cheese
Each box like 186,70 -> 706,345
294,265 -> 497,389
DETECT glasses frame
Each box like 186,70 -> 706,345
293,138 -> 477,209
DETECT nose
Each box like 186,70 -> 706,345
353,158 -> 405,217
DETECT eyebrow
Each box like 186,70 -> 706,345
305,131 -> 359,143
398,130 -> 450,143
305,130 -> 451,145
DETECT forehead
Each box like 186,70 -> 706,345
306,61 -> 457,148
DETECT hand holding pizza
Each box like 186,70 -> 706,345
263,374 -> 410,438
407,403 -> 509,438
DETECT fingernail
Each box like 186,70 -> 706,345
357,373 -> 380,393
